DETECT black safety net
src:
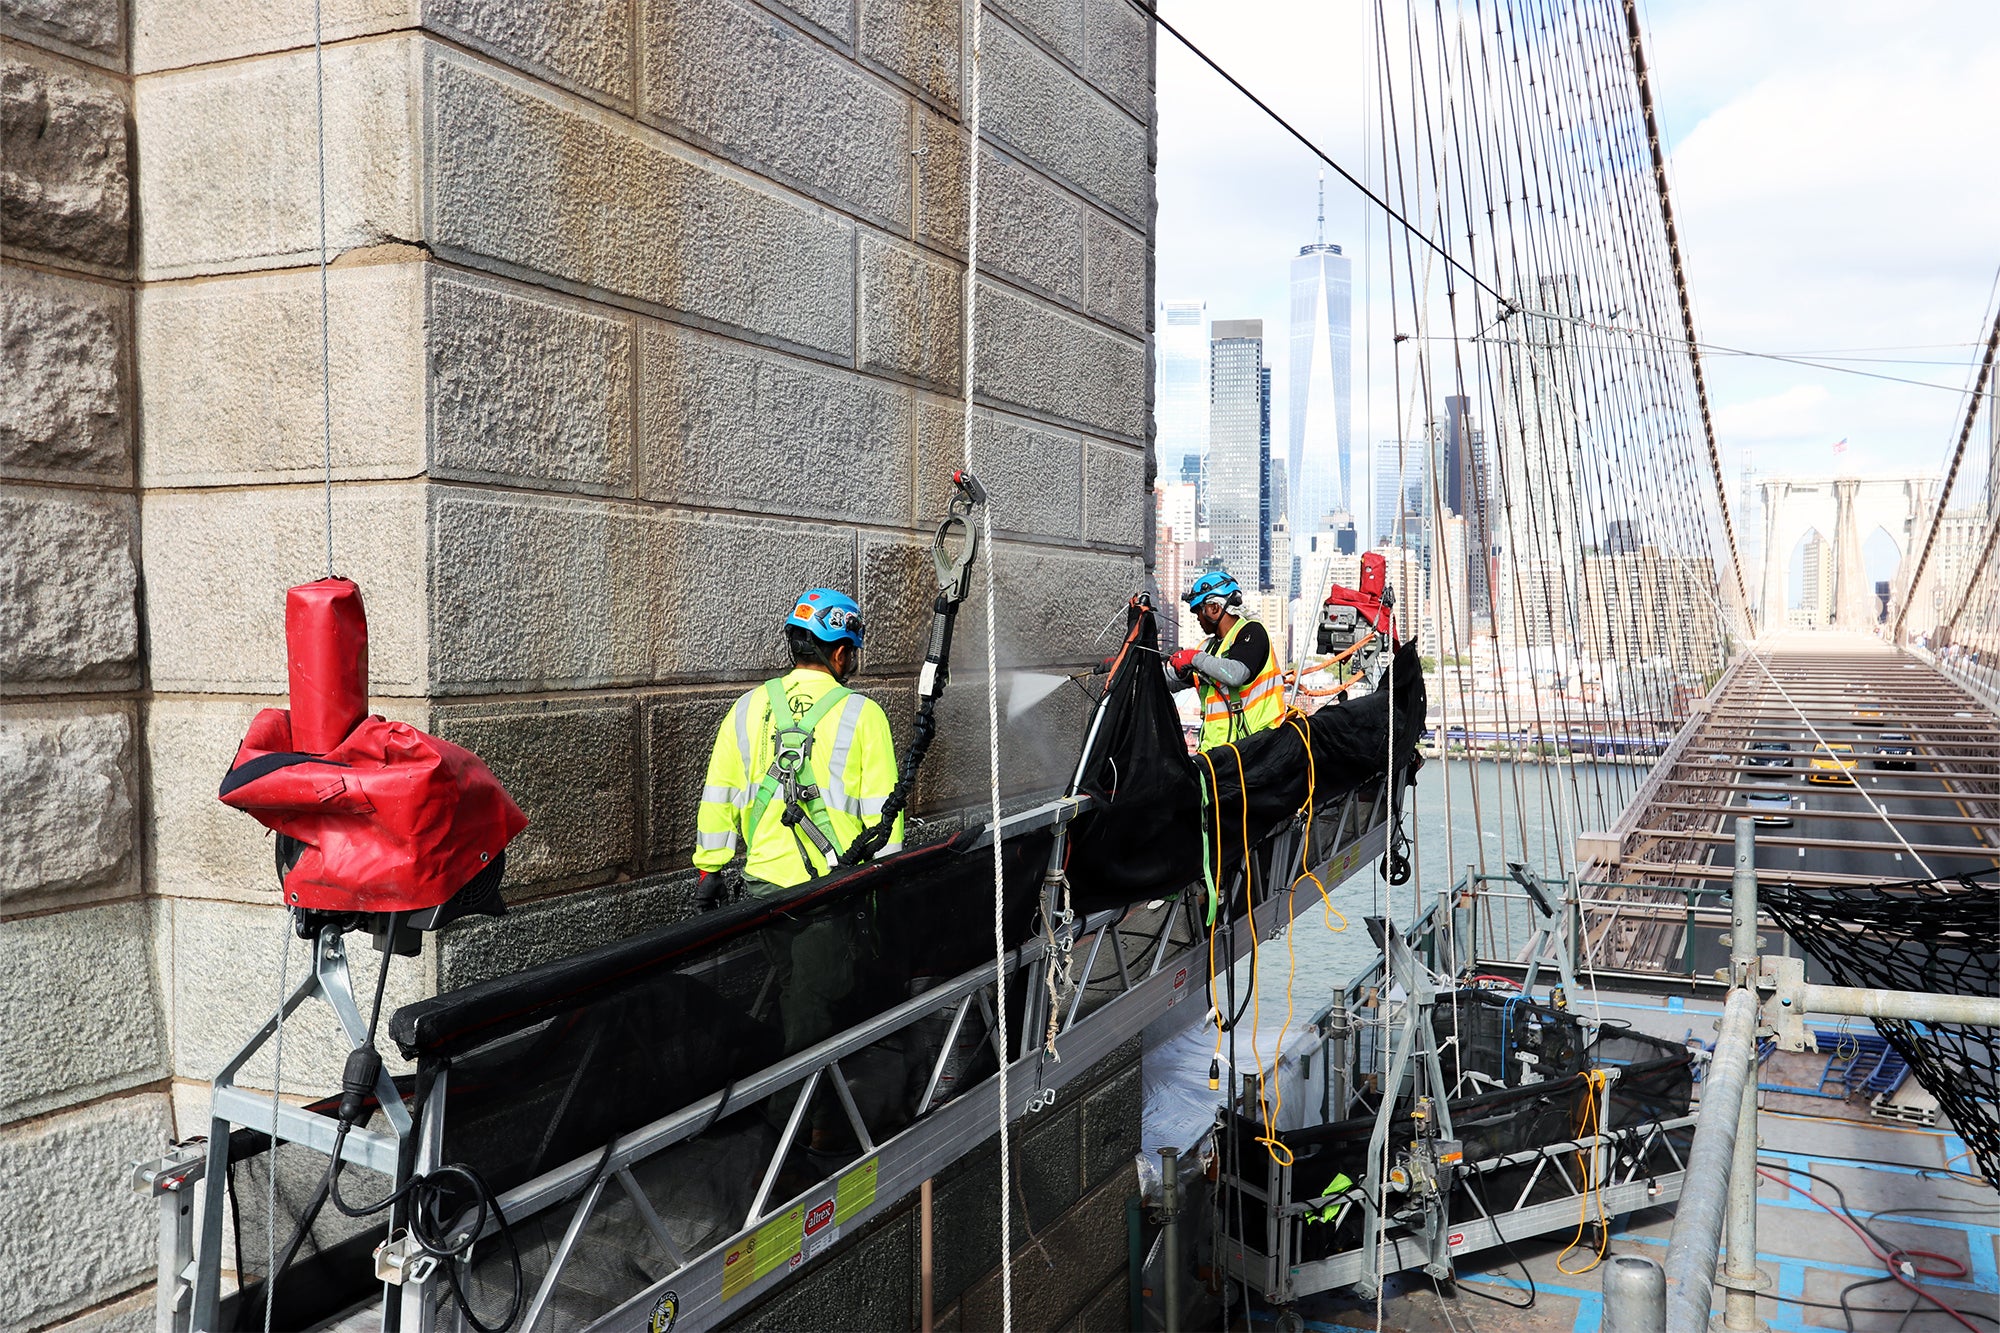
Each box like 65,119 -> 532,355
1222,1005 -> 1692,1263
1765,872 -> 2000,1186
1065,615 -> 1425,912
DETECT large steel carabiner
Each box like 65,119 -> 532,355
932,469 -> 985,605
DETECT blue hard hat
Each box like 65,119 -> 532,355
787,588 -> 865,648
1185,569 -> 1242,608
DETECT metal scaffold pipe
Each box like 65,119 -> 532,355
1663,986 -> 1759,1333
1791,983 -> 2000,1028
1603,1253 -> 1668,1333
1722,820 -> 1763,1331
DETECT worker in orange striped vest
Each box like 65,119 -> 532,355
1167,569 -> 1284,751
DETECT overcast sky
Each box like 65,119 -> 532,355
1155,0 -> 2000,545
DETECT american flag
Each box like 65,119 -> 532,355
1833,438 -> 1848,456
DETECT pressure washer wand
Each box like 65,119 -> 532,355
845,470 -> 985,864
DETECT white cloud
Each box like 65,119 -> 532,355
1154,0 -> 2000,522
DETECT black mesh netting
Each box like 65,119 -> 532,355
1764,872 -> 2000,1185
1223,1001 -> 1692,1262
1065,611 -> 1425,912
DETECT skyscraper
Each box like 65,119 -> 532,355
1155,301 -> 1208,485
1373,438 -> 1427,547
1427,395 -> 1493,623
1289,173 -> 1353,532
1209,320 -> 1268,591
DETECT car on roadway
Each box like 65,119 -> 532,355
1747,741 -> 1792,768
1874,733 -> 1916,770
1807,743 -> 1859,785
1741,786 -> 1800,827
1853,708 -> 1887,728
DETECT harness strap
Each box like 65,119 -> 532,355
742,679 -> 853,876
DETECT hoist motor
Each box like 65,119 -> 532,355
1317,551 -> 1398,693
218,578 -> 526,928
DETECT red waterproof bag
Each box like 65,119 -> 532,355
219,710 -> 527,913
287,578 -> 369,753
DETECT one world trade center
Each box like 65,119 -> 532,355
1289,173 -> 1352,535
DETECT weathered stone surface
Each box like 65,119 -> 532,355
436,872 -> 692,990
1078,1058 -> 1139,1188
136,38 -> 417,277
914,107 -> 966,253
958,1164 -> 1134,1332
430,49 -> 854,359
977,149 -> 1083,305
1084,440 -> 1144,547
1083,209 -> 1145,335
983,19 -> 1146,225
860,0 -> 957,110
857,537 -> 934,673
0,1094 -> 172,1328
142,483 -> 427,694
1,0 -> 120,56
1015,1100 -> 1083,1228
0,900 -> 165,1122
638,319 -> 912,524
763,0 -> 851,43
165,898 -> 427,1089
138,262 -> 425,486
133,0 -> 412,73
426,0 -> 631,102
1081,0 -> 1149,118
642,687 -> 740,868
0,703 -> 134,907
431,699 -> 637,885
146,697 -> 278,903
1070,1272 -> 1129,1333
641,0 -> 909,226
0,265 -> 126,483
51,1287 -> 153,1333
860,234 -> 962,389
918,400 -> 1081,542
0,487 -> 138,689
995,0 -> 1082,65
429,493 -> 854,690
974,283 -> 1145,440
1,50 -> 128,269
432,270 -> 634,494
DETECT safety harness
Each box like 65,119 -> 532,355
743,678 -> 853,879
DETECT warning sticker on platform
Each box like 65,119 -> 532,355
720,1205 -> 804,1301
836,1157 -> 878,1223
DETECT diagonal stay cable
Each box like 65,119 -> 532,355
1125,0 -> 1504,306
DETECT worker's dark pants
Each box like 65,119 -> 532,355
749,881 -> 860,1144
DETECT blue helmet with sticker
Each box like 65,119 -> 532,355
1184,569 -> 1243,609
787,588 -> 865,649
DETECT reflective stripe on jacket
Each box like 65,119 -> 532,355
1195,617 -> 1283,751
695,668 -> 904,889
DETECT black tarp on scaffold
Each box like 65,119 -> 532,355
222,605 -> 1429,1327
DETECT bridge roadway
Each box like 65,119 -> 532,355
1584,631 -> 2000,976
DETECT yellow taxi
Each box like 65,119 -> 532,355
1806,743 -> 1858,785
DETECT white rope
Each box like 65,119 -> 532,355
961,6 -> 1011,1328
263,928 -> 293,1333
312,0 -> 334,577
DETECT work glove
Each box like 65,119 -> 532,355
1168,648 -> 1200,678
694,870 -> 724,912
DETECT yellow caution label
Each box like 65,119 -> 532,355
836,1157 -> 878,1223
721,1206 -> 804,1300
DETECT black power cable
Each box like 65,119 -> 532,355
311,920 -> 525,1333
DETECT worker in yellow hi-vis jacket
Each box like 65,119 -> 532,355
693,587 -> 903,1053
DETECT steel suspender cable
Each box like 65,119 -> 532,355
961,6 -> 1012,1328
1896,302 -> 2000,638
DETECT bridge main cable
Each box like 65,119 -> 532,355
1894,301 -> 2000,639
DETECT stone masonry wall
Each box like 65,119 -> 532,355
2,0 -> 171,1326
1,0 -> 1151,1324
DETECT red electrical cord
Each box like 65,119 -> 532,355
1754,1165 -> 1983,1333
